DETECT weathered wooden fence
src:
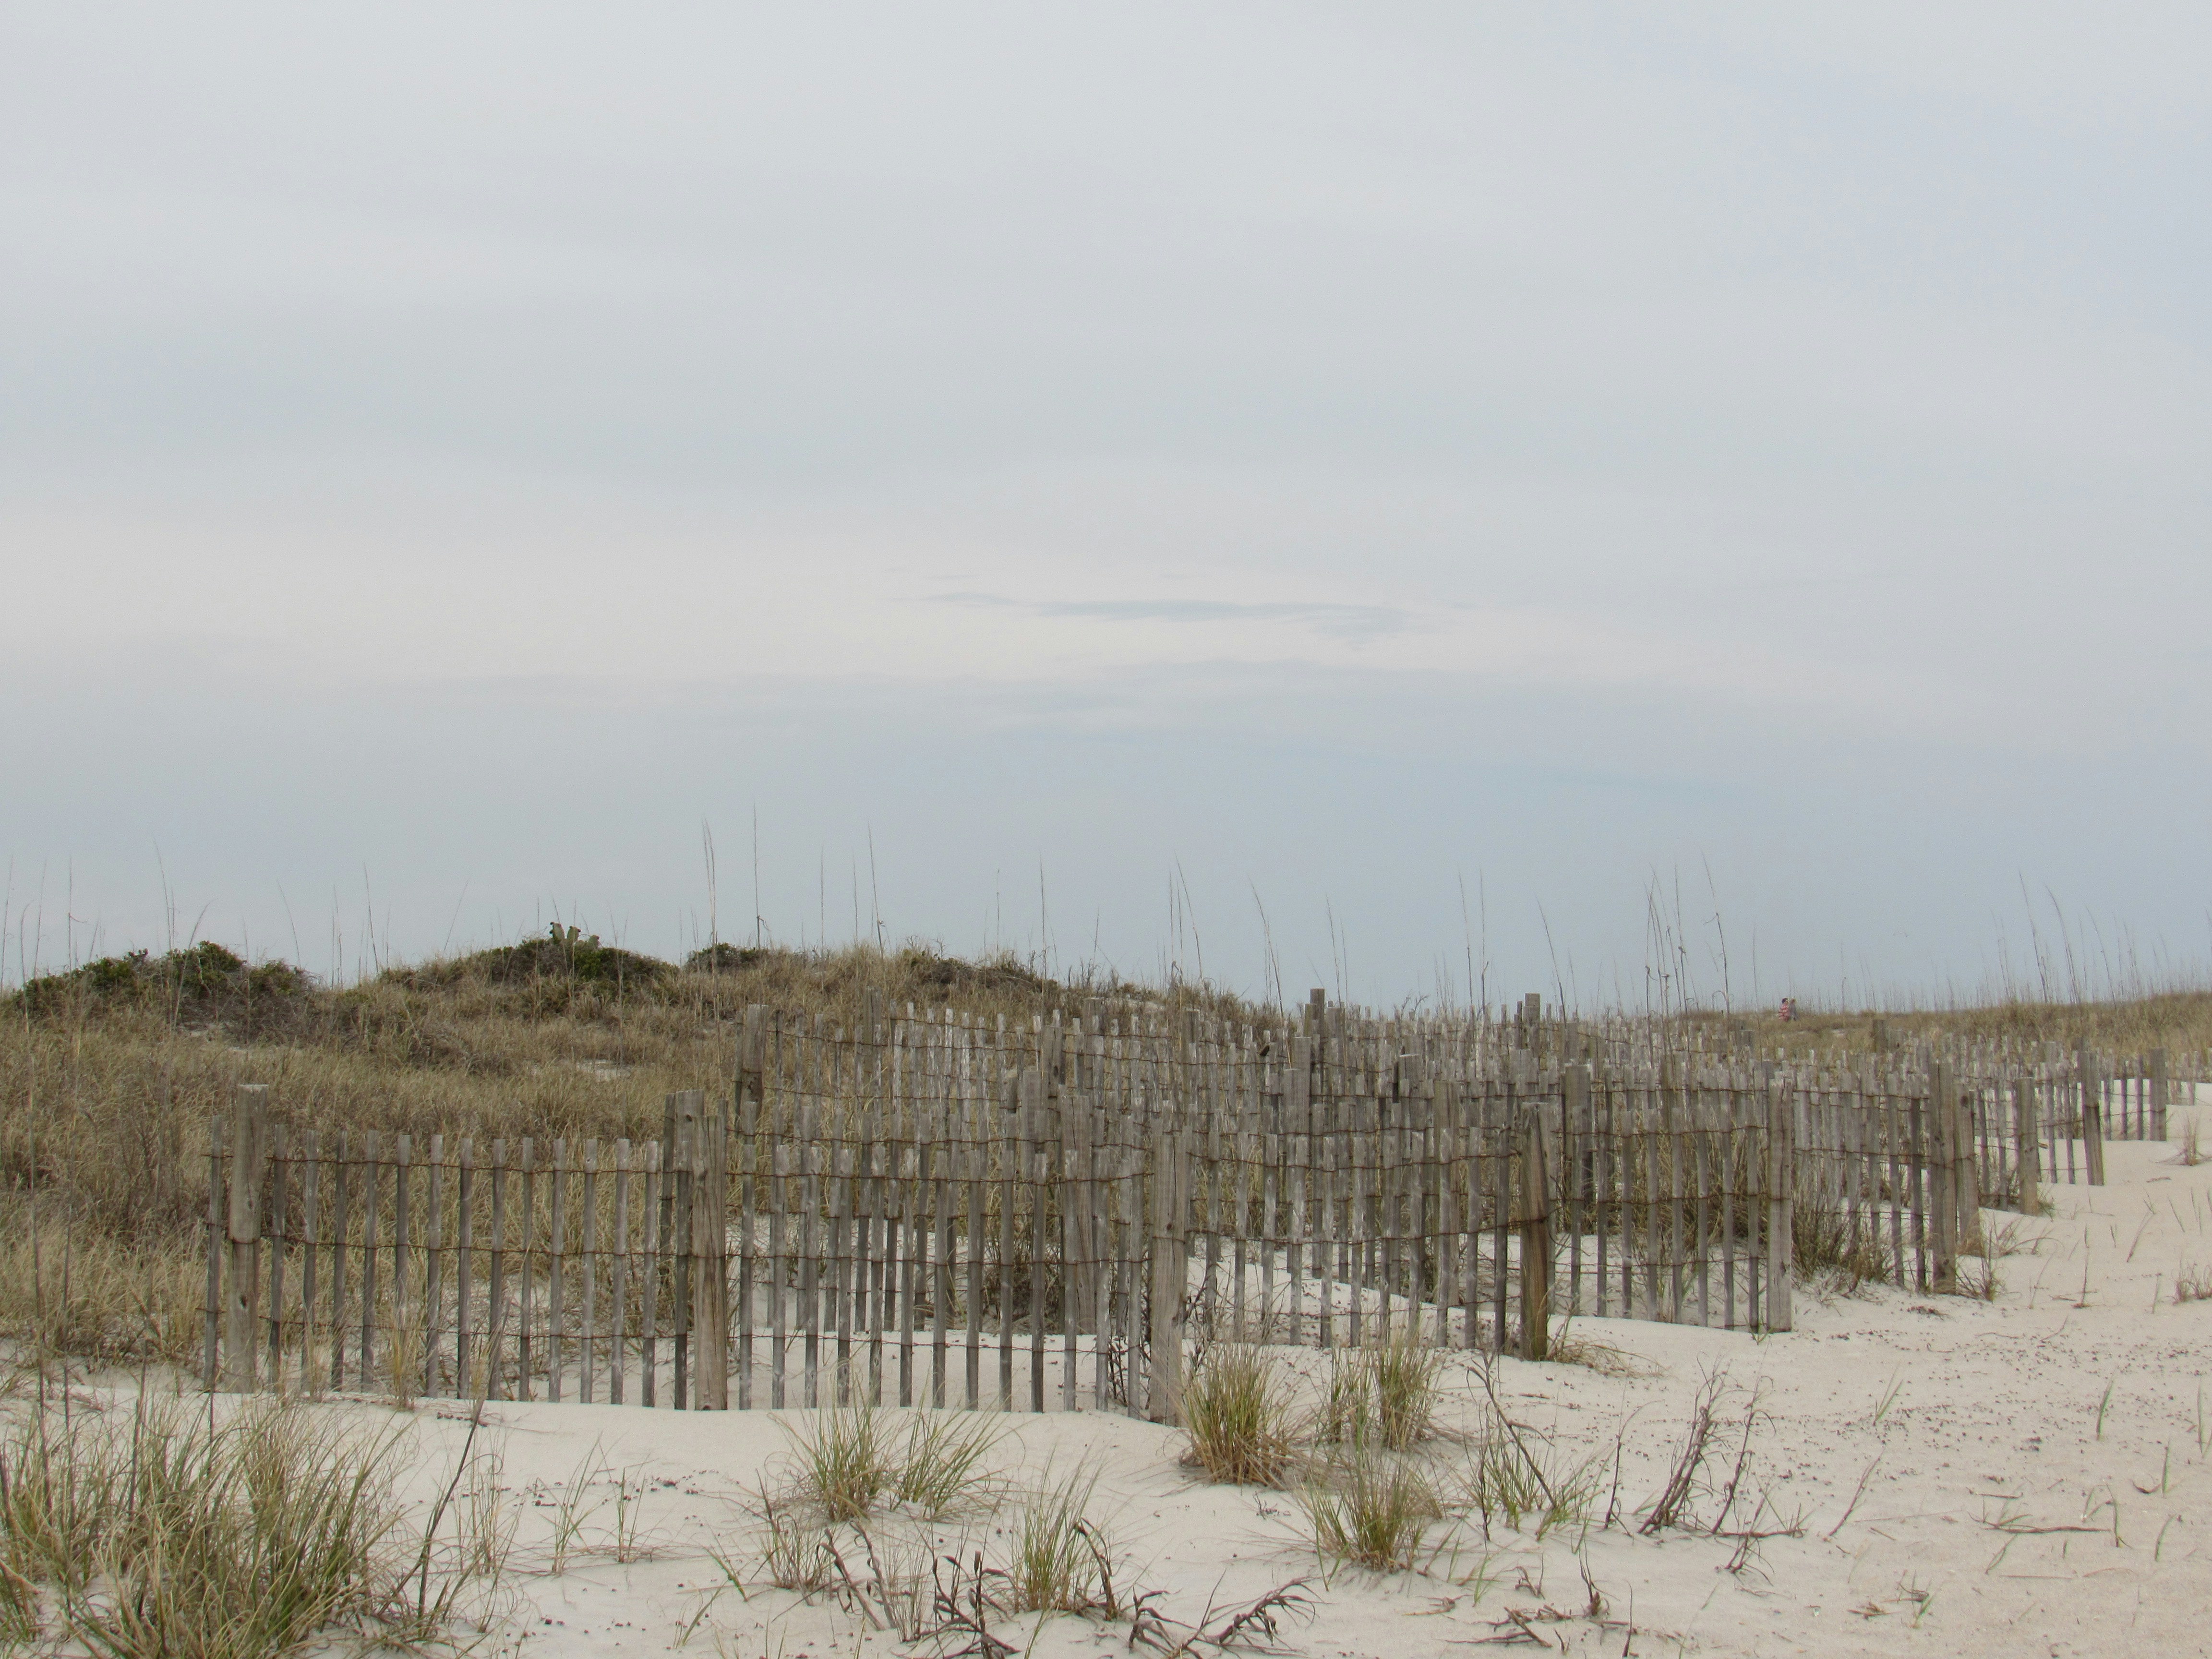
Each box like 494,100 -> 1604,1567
202,996 -> 2187,1414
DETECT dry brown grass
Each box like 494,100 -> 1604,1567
0,939 -> 1246,1363
1699,989 -> 2212,1059
6,937 -> 2205,1366
0,1212 -> 204,1365
1182,1346 -> 1301,1486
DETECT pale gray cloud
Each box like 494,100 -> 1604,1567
934,593 -> 1412,643
3,2 -> 2207,1001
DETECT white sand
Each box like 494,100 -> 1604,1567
65,1136 -> 2212,1658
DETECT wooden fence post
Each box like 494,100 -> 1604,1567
225,1084 -> 269,1391
1517,1106 -> 1551,1360
204,1119 -> 225,1389
1764,1081 -> 1793,1332
2152,1048 -> 2170,1143
2079,1046 -> 2106,1186
735,1005 -> 767,1410
1929,1061 -> 1956,1293
1147,1129 -> 1188,1424
686,1088 -> 727,1408
2015,1076 -> 2042,1216
1953,1070 -> 1981,1254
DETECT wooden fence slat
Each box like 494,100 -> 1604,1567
608,1140 -> 630,1406
801,1104 -> 821,1409
266,1125 -> 289,1387
897,1100 -> 916,1410
672,1096 -> 697,1410
1519,1106 -> 1551,1360
424,1137 -> 445,1397
1719,1093 -> 1736,1330
454,1142 -> 473,1394
965,1118 -> 983,1410
360,1132 -> 381,1393
204,1120 -> 224,1389
226,1085 -> 267,1392
930,1106 -> 950,1408
487,1139 -> 508,1400
832,1111 -> 852,1407
1492,1113 -> 1510,1352
578,1138 -> 599,1403
1766,1085 -> 1793,1332
548,1139 -> 566,1402
300,1130 -> 321,1394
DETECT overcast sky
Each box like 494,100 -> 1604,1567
4,4 -> 2209,1010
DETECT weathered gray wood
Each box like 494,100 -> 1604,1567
831,1107 -> 853,1407
671,1095 -> 698,1409
1601,1074 -> 1620,1323
736,1007 -> 767,1411
1492,1112 -> 1510,1352
390,1135 -> 409,1391
455,1141 -> 474,1393
1765,1084 -> 1793,1331
647,1097 -> 673,1409
360,1132 -> 381,1392
225,1085 -> 268,1391
1562,1067 -> 1582,1324
1928,1066 -> 1955,1292
1145,1129 -> 1185,1423
965,1108 -> 984,1410
299,1130 -> 321,1393
487,1139 -> 507,1399
266,1125 -> 289,1387
801,1103 -> 821,1408
998,1072 -> 1018,1412
609,1139 -> 630,1406
2080,1046 -> 2106,1186
183,1005 -> 2075,1410
770,1106 -> 789,1409
1120,1142 -> 1143,1414
548,1139 -> 566,1402
423,1137 -> 444,1397
1288,1041 -> 1308,1346
930,1103 -> 950,1408
1519,1107 -> 1551,1360
1719,1093 -> 1736,1328
580,1138 -> 600,1403
861,1098 -> 883,1408
691,1096 -> 727,1410
1062,1061 -> 1083,1412
204,1120 -> 224,1389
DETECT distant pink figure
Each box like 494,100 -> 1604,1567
1778,997 -> 1798,1023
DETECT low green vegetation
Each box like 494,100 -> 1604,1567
1,1398 -> 416,1659
1181,1345 -> 1299,1486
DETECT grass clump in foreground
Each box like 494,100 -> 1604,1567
0,1396 -> 434,1659
773,1401 -> 1006,1524
1793,1197 -> 1893,1297
733,1457 -> 1139,1644
1288,1339 -> 1459,1575
1315,1335 -> 1443,1453
1007,1464 -> 1122,1616
1181,1346 -> 1299,1487
1296,1449 -> 1443,1574
1456,1419 -> 1599,1542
